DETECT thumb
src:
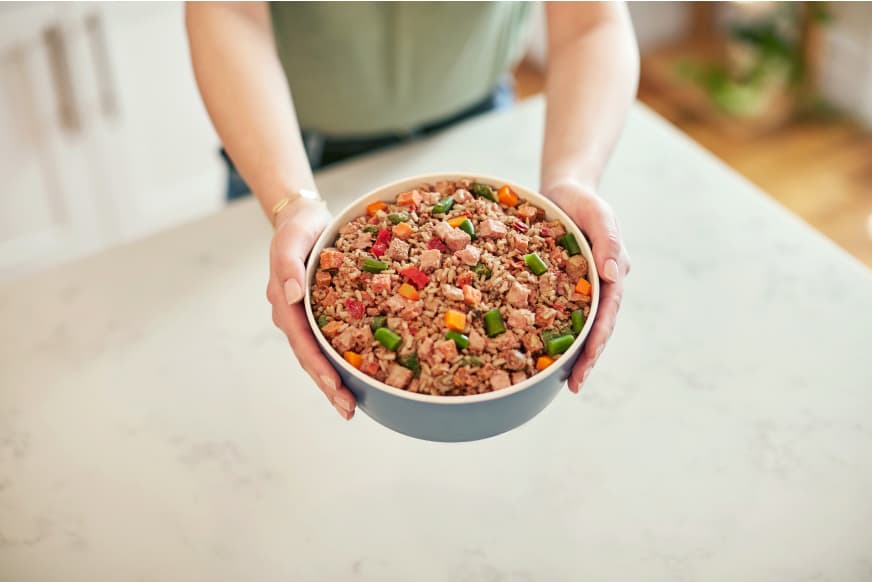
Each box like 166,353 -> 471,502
271,203 -> 329,305
587,201 -> 623,284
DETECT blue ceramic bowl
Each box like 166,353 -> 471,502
305,174 -> 599,442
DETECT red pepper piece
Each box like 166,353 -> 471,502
427,238 -> 447,252
375,229 -> 392,245
400,267 -> 430,290
371,229 -> 392,257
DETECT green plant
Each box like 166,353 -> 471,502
676,4 -> 830,117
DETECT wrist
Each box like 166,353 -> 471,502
270,188 -> 321,229
541,177 -> 598,207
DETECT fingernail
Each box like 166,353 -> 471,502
334,402 -> 350,420
603,259 -> 619,283
319,374 -> 337,394
595,345 -> 604,360
334,392 -> 353,412
582,369 -> 590,384
284,279 -> 303,304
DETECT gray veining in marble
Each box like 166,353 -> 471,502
1,99 -> 871,581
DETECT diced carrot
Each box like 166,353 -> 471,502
498,185 -> 519,207
392,222 -> 413,239
321,320 -> 343,339
447,216 -> 466,228
536,356 -> 555,370
366,201 -> 387,216
398,283 -> 419,300
575,277 -> 592,296
444,309 -> 467,331
344,351 -> 363,369
396,190 -> 422,208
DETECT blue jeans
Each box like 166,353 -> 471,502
223,81 -> 515,201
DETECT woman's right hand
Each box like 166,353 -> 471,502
266,197 -> 357,420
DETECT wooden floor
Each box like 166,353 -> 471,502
514,60 -> 872,268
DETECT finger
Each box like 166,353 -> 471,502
276,304 -> 357,421
568,280 -> 622,392
568,311 -> 610,392
332,386 -> 357,421
585,199 -> 624,284
612,213 -> 632,276
272,231 -> 317,305
271,203 -> 329,305
581,282 -> 622,368
274,298 -> 357,416
267,276 -> 283,307
621,251 -> 632,276
265,201 -> 355,422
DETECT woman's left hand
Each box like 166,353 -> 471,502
543,180 -> 631,393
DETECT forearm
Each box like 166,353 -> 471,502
540,2 -> 639,194
185,2 -> 315,221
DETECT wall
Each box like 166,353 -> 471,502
819,3 -> 872,126
522,2 -> 691,70
628,2 -> 690,52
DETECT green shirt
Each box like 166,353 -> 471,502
270,2 -> 532,137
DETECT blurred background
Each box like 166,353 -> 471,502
1,1 -> 870,282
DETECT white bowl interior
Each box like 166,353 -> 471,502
304,173 -> 600,405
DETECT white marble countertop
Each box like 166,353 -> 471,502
1,98 -> 871,581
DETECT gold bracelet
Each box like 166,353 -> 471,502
271,197 -> 292,217
270,189 -> 320,225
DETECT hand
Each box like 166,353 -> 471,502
266,197 -> 357,420
543,180 -> 631,393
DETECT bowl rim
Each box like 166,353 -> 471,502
304,172 -> 600,405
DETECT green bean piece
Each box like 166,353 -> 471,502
432,197 -> 455,214
458,218 -> 475,239
524,252 -> 548,276
541,329 -> 561,343
483,309 -> 506,338
374,327 -> 402,351
558,233 -> 582,256
399,353 -> 421,377
570,310 -> 586,335
362,225 -> 379,233
559,326 -> 575,338
445,330 -> 470,349
316,314 -> 329,328
471,183 -> 497,201
546,334 -> 575,356
362,258 -> 389,273
370,315 -> 387,332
